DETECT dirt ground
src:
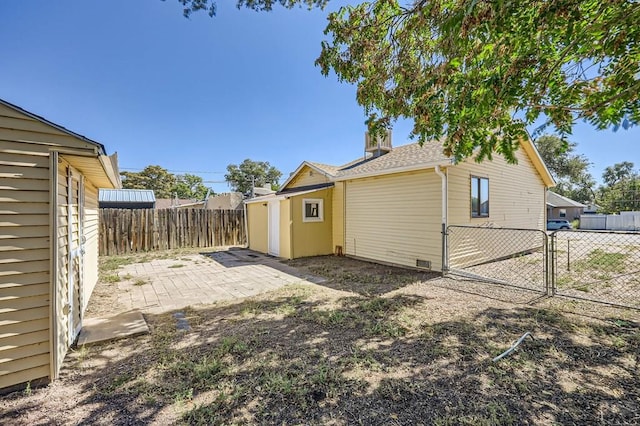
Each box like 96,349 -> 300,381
2,253 -> 639,425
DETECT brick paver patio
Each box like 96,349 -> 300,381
103,249 -> 325,315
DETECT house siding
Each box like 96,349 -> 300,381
448,147 -> 546,229
279,199 -> 292,259
344,170 -> 443,271
0,109 -> 52,390
0,102 -> 114,391
247,202 -> 268,254
290,188 -> 333,258
446,148 -> 547,269
284,165 -> 332,189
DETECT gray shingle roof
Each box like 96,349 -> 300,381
546,191 -> 586,208
307,162 -> 342,176
334,141 -> 450,178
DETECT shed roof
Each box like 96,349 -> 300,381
546,191 -> 586,208
99,189 -> 156,203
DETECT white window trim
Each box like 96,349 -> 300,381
302,198 -> 323,222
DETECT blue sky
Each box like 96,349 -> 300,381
1,0 -> 638,193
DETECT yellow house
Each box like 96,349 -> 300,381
246,135 -> 554,272
0,99 -> 120,392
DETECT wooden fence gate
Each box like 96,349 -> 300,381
99,208 -> 246,255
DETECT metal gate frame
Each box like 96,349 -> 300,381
443,225 -> 551,296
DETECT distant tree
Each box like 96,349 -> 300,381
534,135 -> 594,203
598,162 -> 640,213
602,161 -> 635,187
225,159 -> 282,197
173,174 -> 211,200
121,165 -> 177,198
121,166 -> 212,199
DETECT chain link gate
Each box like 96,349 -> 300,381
444,225 -> 550,295
550,230 -> 640,309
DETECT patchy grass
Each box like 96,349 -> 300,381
99,248 -> 214,274
133,278 -> 149,286
168,264 -> 186,269
2,256 -> 639,425
574,249 -> 628,274
101,273 -> 121,283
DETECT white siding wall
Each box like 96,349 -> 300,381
345,170 -> 443,270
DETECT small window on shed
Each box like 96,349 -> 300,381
303,198 -> 323,222
471,176 -> 489,218
559,209 -> 567,218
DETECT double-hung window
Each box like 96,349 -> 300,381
471,176 -> 489,218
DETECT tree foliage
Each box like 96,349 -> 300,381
225,159 -> 282,197
173,173 -> 211,200
533,135 -> 594,203
121,166 -> 212,199
121,165 -> 177,198
170,0 -> 326,17
178,0 -> 639,162
317,0 -> 640,162
598,162 -> 640,213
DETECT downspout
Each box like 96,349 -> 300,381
243,202 -> 249,248
289,198 -> 294,259
435,166 -> 448,274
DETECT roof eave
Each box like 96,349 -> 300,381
520,134 -> 556,188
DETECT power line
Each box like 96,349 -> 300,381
120,167 -> 226,174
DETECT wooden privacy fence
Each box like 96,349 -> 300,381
99,208 -> 246,256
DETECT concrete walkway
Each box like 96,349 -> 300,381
105,249 -> 325,315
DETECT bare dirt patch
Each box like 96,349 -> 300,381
2,255 -> 639,425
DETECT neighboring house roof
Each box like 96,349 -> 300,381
155,198 -> 197,209
546,191 -> 587,208
100,189 -> 156,203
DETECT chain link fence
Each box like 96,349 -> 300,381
550,230 -> 640,309
444,226 -> 640,309
445,225 -> 549,294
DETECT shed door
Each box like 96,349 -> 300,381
268,201 -> 280,256
67,168 -> 84,343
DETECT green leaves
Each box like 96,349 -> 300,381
121,166 -> 212,199
316,0 -> 640,162
225,159 -> 282,197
